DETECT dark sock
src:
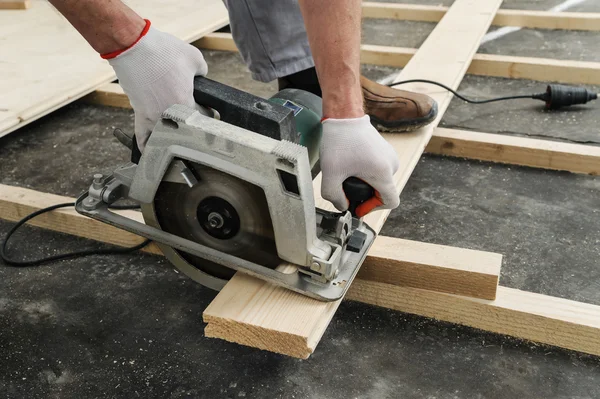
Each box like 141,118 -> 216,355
277,67 -> 322,97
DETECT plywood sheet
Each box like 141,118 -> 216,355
0,0 -> 228,137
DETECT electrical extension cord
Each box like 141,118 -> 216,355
389,80 -> 598,109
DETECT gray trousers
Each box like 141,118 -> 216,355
223,0 -> 314,82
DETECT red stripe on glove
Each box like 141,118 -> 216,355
101,19 -> 152,60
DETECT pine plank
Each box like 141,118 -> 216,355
1,184 -> 595,358
0,184 -> 161,255
347,281 -> 600,357
359,45 -> 600,85
0,0 -> 29,10
0,184 -> 500,299
427,128 -> 600,175
197,33 -> 600,85
82,83 -> 131,109
192,32 -> 239,52
358,236 -> 500,300
468,53 -> 600,85
2,184 -> 597,357
362,2 -> 448,22
203,0 -> 504,358
80,82 -> 600,176
362,2 -> 600,31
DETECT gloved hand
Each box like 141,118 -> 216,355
104,21 -> 209,151
320,115 -> 401,217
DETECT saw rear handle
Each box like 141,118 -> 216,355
343,177 -> 375,218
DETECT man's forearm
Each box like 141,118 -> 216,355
49,0 -> 145,54
298,0 -> 364,119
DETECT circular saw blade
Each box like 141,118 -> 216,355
142,162 -> 281,290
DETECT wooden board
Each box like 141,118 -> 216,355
0,184 -> 162,255
427,128 -> 600,175
362,45 -> 600,86
362,2 -> 600,31
357,236 -> 501,300
0,0 -> 228,138
0,184 -> 500,299
2,184 -> 598,358
77,80 -> 600,176
193,32 -> 239,52
82,83 -> 131,109
197,33 -> 600,85
203,0 -> 504,358
0,0 -> 29,10
347,281 -> 600,357
467,53 -> 600,85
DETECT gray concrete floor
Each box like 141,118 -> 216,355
1,2 -> 600,398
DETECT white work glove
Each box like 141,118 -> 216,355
107,24 -> 208,151
320,115 -> 401,217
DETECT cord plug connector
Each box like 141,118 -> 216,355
533,84 -> 598,109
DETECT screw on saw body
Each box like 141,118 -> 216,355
92,173 -> 104,190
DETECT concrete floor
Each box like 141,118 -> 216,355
1,1 -> 600,398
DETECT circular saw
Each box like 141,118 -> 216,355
75,77 -> 376,301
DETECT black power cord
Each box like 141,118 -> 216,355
390,80 -> 598,109
0,202 -> 151,267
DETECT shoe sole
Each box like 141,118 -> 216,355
369,101 -> 439,133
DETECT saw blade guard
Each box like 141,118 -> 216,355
129,104 -> 326,268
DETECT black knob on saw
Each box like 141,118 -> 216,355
343,177 -> 375,218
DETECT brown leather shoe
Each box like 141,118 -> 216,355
361,76 -> 438,132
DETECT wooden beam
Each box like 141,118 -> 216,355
427,128 -> 600,175
0,0 -> 29,10
359,44 -> 417,68
81,84 -> 600,176
82,83 -> 131,109
203,0 -> 504,358
2,185 -> 598,358
493,9 -> 600,31
467,53 -> 600,86
347,280 -> 600,358
362,2 -> 447,22
357,236 -> 501,300
0,184 -> 500,300
0,185 -> 161,255
360,45 -> 600,86
362,2 -> 600,32
192,32 -> 239,52
196,33 -> 600,85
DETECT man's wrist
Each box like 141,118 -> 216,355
322,88 -> 364,119
98,16 -> 147,57
112,17 -> 147,50
101,18 -> 150,59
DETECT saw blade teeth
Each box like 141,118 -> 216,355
271,140 -> 305,163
